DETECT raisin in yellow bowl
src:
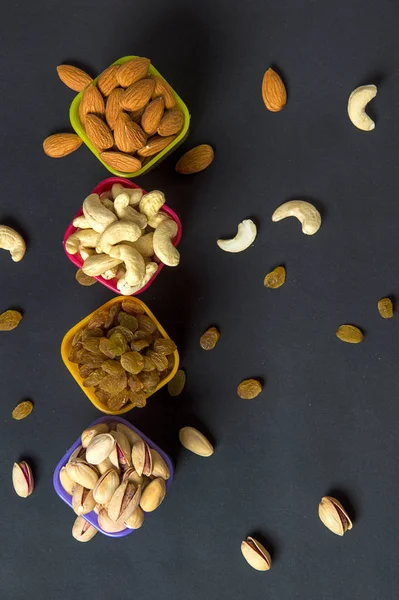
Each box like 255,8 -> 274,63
61,296 -> 179,415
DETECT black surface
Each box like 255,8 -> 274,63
1,0 -> 399,598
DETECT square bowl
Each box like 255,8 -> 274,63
61,295 -> 179,415
53,415 -> 174,538
63,177 -> 182,295
70,56 -> 190,177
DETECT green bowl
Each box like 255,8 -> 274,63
69,56 -> 190,178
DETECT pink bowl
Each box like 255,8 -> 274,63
63,177 -> 182,295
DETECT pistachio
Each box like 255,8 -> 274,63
131,439 -> 152,476
110,430 -> 132,468
150,449 -> 170,480
66,460 -> 99,489
59,466 -> 76,495
81,423 -> 109,448
318,496 -> 353,536
68,444 -> 86,463
241,537 -> 271,571
140,477 -> 166,512
122,467 -> 144,487
93,468 -> 120,504
98,509 -> 126,533
72,515 -> 98,542
97,457 -> 114,475
115,422 -> 142,446
72,485 -> 96,515
86,433 -> 116,465
12,461 -> 34,498
108,480 -> 142,522
125,506 -> 145,530
179,426 -> 214,457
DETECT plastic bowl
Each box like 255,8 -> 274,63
61,295 -> 179,415
53,415 -> 174,538
63,177 -> 182,295
70,56 -> 190,178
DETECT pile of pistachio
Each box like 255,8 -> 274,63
59,421 -> 170,542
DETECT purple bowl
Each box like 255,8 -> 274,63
53,415 -> 174,538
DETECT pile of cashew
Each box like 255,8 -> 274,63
66,184 -> 180,294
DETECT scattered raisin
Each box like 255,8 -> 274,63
12,400 -> 33,420
336,324 -> 364,344
168,369 -> 186,397
237,379 -> 262,399
0,310 -> 22,331
264,266 -> 286,289
378,297 -> 393,319
200,326 -> 220,350
75,269 -> 96,286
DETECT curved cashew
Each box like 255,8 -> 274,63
65,229 -> 100,254
83,193 -> 117,233
127,232 -> 154,258
114,193 -> 147,229
96,219 -> 142,254
139,190 -> 165,220
153,219 -> 180,266
100,198 -> 116,213
73,216 -> 93,229
128,188 -> 143,206
117,262 -> 158,295
347,84 -> 377,131
102,266 -> 118,280
100,191 -> 112,201
112,183 -> 126,199
79,247 -> 95,261
82,254 -> 123,277
0,225 -> 26,262
217,219 -> 257,253
109,244 -> 145,286
148,213 -> 169,229
272,200 -> 321,235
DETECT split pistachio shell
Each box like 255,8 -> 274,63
81,423 -> 109,448
59,466 -> 76,495
110,430 -> 131,468
140,477 -> 166,512
115,423 -> 142,446
86,433 -> 116,465
131,440 -> 152,476
122,467 -> 144,486
97,457 -> 113,475
72,516 -> 98,542
98,509 -> 126,533
179,426 -> 214,457
150,449 -> 170,480
12,461 -> 34,498
93,468 -> 120,504
66,460 -> 99,489
241,537 -> 271,571
125,506 -> 145,529
68,444 -> 85,463
108,480 -> 142,522
72,485 -> 96,515
318,496 -> 353,536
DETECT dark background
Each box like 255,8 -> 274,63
1,0 -> 398,598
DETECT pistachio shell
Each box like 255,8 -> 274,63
241,537 -> 271,571
115,422 -> 143,446
110,430 -> 131,468
108,480 -> 142,522
72,515 -> 98,542
93,468 -> 120,504
131,439 -> 152,476
122,467 -> 143,486
81,423 -> 109,448
179,426 -> 214,457
66,460 -> 99,489
59,466 -> 76,495
98,509 -> 126,533
318,496 -> 353,536
12,461 -> 34,498
68,444 -> 85,463
124,506 -> 145,529
139,477 -> 166,512
97,457 -> 113,475
72,485 -> 96,515
150,449 -> 170,480
86,433 -> 116,465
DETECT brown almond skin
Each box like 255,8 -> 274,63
175,144 -> 214,174
100,151 -> 142,173
137,135 -> 175,158
43,133 -> 82,158
116,57 -> 151,88
114,113 -> 147,153
152,76 -> 176,109
121,79 -> 155,112
262,67 -> 287,112
79,85 -> 105,126
97,65 -> 120,96
84,114 -> 114,151
157,109 -> 184,136
105,88 -> 125,129
57,65 -> 92,91
141,97 -> 165,135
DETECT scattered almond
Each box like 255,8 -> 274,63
141,97 -> 165,135
137,135 -> 175,158
116,57 -> 151,88
84,114 -> 114,151
152,76 -> 176,109
105,87 -> 124,129
157,109 -> 184,136
336,324 -> 364,344
100,151 -> 142,173
114,113 -> 147,153
79,84 -> 105,125
378,297 -> 393,319
56,65 -> 92,92
12,400 -> 33,420
121,79 -> 155,112
97,65 -> 120,97
262,67 -> 287,112
43,133 -> 82,158
175,144 -> 214,174
264,266 -> 286,288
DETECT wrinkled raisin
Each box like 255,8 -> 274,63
138,370 -> 160,392
108,332 -> 128,356
83,369 -> 105,388
118,312 -> 138,332
99,337 -> 117,359
142,355 -> 156,372
121,299 -> 144,315
79,364 -> 95,378
107,326 -> 134,343
200,327 -> 220,350
104,304 -> 120,329
107,389 -> 130,411
69,345 -> 85,363
128,375 -> 144,392
72,329 -> 83,347
120,351 -> 145,375
130,339 -> 150,352
378,297 -> 393,319
87,309 -> 110,329
137,314 -> 157,333
82,327 -> 103,341
0,310 -> 22,331
82,337 -> 102,354
263,266 -> 286,289
130,391 -> 147,408
237,379 -> 262,399
146,350 -> 168,371
98,372 -> 127,394
153,338 -> 177,355
102,359 -> 125,377
76,269 -> 96,286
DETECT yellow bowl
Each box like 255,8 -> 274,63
69,56 -> 190,178
61,296 -> 179,415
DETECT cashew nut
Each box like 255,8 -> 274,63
127,232 -> 154,258
72,216 -> 93,229
0,225 -> 26,262
111,183 -> 125,199
153,219 -> 180,266
217,219 -> 257,253
114,193 -> 147,229
109,244 -> 146,286
100,198 -> 116,213
65,229 -> 100,254
82,193 -> 117,233
148,213 -> 169,229
96,219 -> 142,254
117,262 -> 158,295
79,247 -> 95,261
100,191 -> 112,201
81,254 -> 123,277
347,84 -> 377,131
128,188 -> 143,206
272,200 -> 321,235
102,266 -> 118,280
139,190 -> 165,220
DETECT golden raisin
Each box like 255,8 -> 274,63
118,312 -> 138,332
12,400 -> 33,420
336,324 -> 364,343
83,369 -> 105,388
121,299 -> 145,315
0,310 -> 22,331
168,370 -> 186,397
98,372 -> 127,394
108,331 -> 128,356
200,326 -> 220,350
87,309 -> 109,329
378,297 -> 393,319
146,350 -> 168,371
101,360 -> 125,377
264,266 -> 286,289
120,351 -> 145,375
107,390 -> 130,411
137,314 -> 157,333
153,338 -> 177,355
104,304 -> 120,329
237,379 -> 262,399
75,269 -> 96,286
99,337 -> 117,359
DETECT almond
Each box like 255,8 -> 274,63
79,84 -> 105,125
116,57 -> 151,88
137,134 -> 175,158
262,67 -> 287,112
152,76 -> 176,109
43,133 -> 83,158
175,144 -> 214,174
157,109 -> 184,136
114,113 -> 147,153
141,97 -> 165,135
105,87 -> 124,129
121,79 -> 155,111
100,151 -> 142,173
84,114 -> 114,151
97,65 -> 120,97
56,65 -> 92,92
129,106 -> 146,123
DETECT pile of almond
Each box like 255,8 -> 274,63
43,58 -> 185,174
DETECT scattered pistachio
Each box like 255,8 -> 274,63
140,477 -> 166,512
318,496 -> 353,536
72,515 -> 98,542
12,461 -> 34,498
241,536 -> 271,571
179,426 -> 214,457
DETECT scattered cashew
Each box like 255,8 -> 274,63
114,193 -> 147,229
72,216 -> 92,229
65,229 -> 100,254
83,193 -> 117,233
96,219 -> 142,254
82,254 -> 123,277
347,84 -> 377,131
0,225 -> 26,262
117,262 -> 158,295
148,213 -> 170,229
139,190 -> 165,220
79,247 -> 95,261
153,219 -> 180,266
127,232 -> 154,258
217,219 -> 257,253
272,200 -> 321,235
109,244 -> 146,286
